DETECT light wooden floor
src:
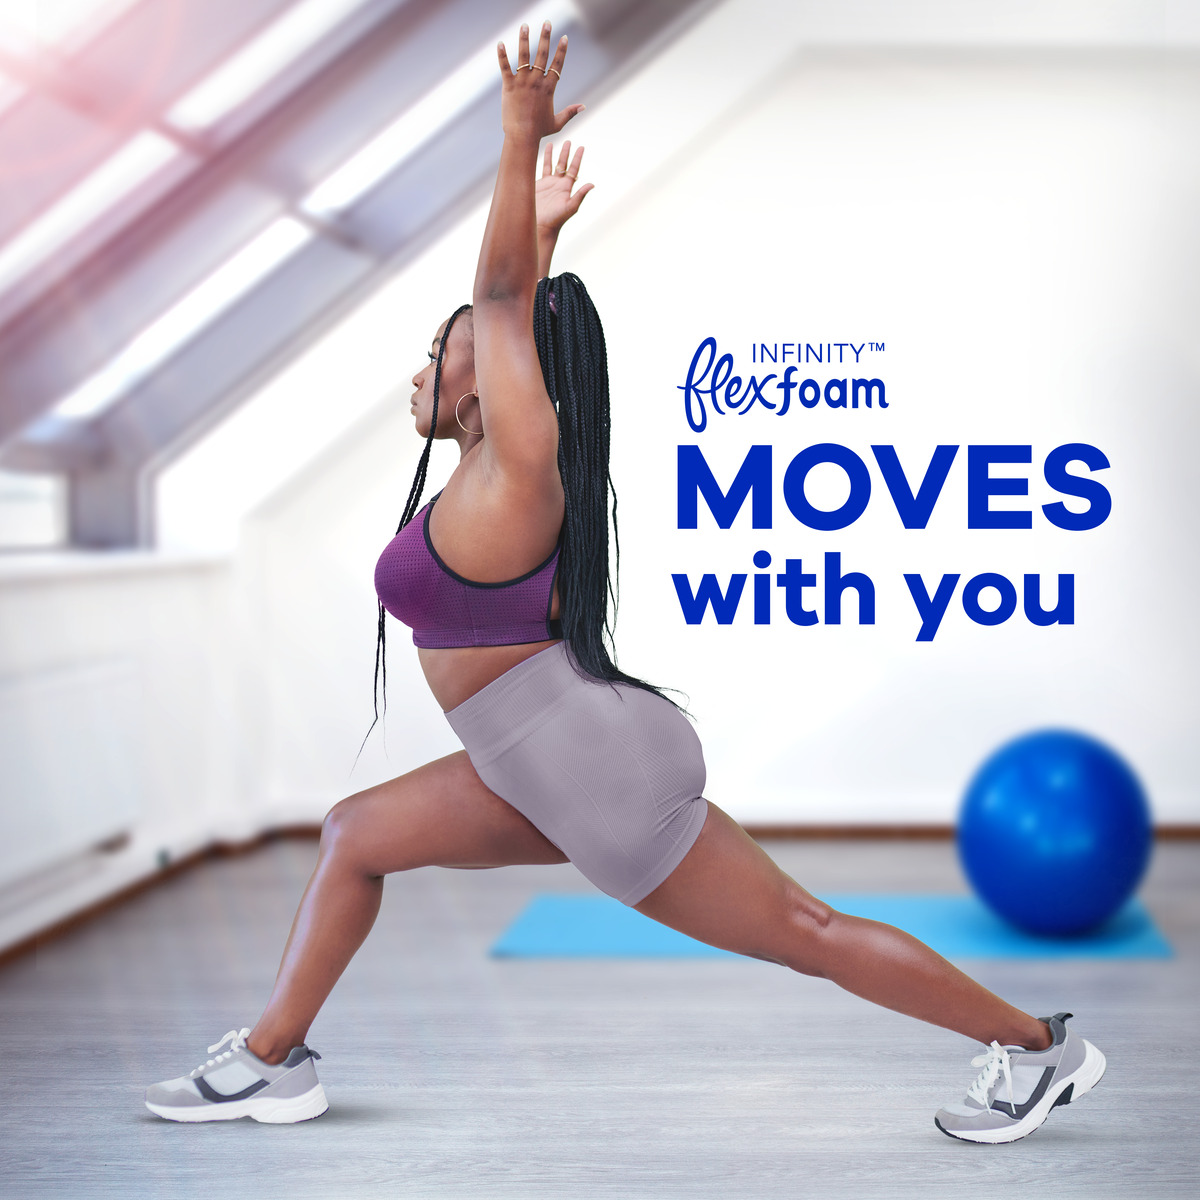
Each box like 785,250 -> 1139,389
1,837 -> 1196,1199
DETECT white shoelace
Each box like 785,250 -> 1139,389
966,1041 -> 1015,1110
189,1027 -> 251,1078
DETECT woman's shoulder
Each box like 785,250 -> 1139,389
430,455 -> 563,576
441,451 -> 562,522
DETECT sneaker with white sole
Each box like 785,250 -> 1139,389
145,1027 -> 328,1123
934,1011 -> 1105,1144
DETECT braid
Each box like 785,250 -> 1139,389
534,274 -> 676,705
362,303 -> 472,754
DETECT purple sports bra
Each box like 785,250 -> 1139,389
374,492 -> 562,649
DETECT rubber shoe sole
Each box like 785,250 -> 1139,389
145,1082 -> 329,1124
934,1039 -> 1106,1144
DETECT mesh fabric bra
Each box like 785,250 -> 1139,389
374,492 -> 562,649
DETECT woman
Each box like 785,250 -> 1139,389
146,22 -> 1105,1144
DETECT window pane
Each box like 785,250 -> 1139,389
0,471 -> 66,548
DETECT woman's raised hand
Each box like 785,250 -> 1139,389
497,21 -> 584,141
536,141 -> 593,235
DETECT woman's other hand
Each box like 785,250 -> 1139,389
536,141 -> 594,235
534,140 -> 592,277
497,21 -> 583,142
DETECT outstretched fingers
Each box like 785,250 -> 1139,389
544,140 -> 583,178
560,143 -> 593,212
547,30 -> 568,79
568,180 -> 594,213
548,31 -> 577,131
553,101 -> 585,132
533,21 -> 553,72
534,140 -> 593,231
498,22 -> 580,135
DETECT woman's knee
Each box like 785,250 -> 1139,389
774,882 -> 837,977
320,776 -> 457,874
319,791 -> 388,872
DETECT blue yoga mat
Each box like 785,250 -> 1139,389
490,893 -> 1172,959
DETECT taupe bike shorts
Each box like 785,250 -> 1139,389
445,642 -> 709,906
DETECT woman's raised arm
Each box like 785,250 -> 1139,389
470,22 -> 583,477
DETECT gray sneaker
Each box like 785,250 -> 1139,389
934,1012 -> 1105,1143
145,1027 -> 328,1123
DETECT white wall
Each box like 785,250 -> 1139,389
566,49 -> 1200,824
0,553 -> 262,950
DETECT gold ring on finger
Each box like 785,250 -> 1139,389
547,67 -> 561,78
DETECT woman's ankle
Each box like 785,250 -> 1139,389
245,1026 -> 298,1066
1019,1019 -> 1054,1051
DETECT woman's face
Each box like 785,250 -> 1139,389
410,313 -> 475,439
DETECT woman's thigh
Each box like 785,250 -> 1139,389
326,750 -> 569,876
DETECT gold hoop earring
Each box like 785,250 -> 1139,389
455,391 -> 483,436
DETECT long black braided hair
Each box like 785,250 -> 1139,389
531,272 -> 674,700
366,275 -> 674,746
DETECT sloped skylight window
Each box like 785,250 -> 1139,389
0,130 -> 181,300
51,216 -> 314,420
0,0 -> 139,54
303,0 -> 575,215
167,0 -> 379,133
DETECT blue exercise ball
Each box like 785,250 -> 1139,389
958,729 -> 1152,935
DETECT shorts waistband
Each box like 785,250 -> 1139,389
444,641 -> 584,765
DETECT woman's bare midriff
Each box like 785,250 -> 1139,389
419,640 -> 563,713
